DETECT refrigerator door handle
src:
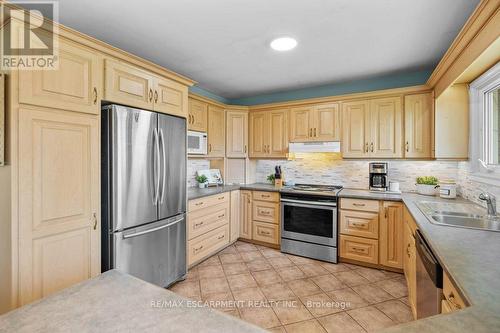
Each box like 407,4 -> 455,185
123,216 -> 184,239
153,128 -> 160,205
159,128 -> 166,204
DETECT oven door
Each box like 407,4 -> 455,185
281,199 -> 337,247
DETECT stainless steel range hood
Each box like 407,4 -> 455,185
288,141 -> 341,153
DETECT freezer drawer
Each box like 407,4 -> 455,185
113,214 -> 186,287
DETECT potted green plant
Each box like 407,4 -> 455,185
416,176 -> 439,196
195,174 -> 208,189
266,173 -> 275,184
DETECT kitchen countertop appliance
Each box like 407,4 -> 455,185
280,184 -> 343,263
101,104 -> 187,288
369,162 -> 388,191
416,229 -> 443,318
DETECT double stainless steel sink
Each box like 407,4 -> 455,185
416,201 -> 500,232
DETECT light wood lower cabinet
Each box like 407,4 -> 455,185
19,38 -> 102,114
239,190 -> 253,240
18,107 -> 100,305
252,201 -> 280,224
253,221 -> 279,245
442,272 -> 467,312
230,191 -> 240,242
188,204 -> 229,240
403,206 -> 417,318
380,202 -> 404,269
340,210 -> 379,239
188,192 -> 229,211
188,225 -> 229,265
339,235 -> 379,264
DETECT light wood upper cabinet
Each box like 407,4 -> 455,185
153,77 -> 188,118
289,103 -> 340,142
188,98 -> 208,132
404,93 -> 433,158
249,112 -> 267,158
370,97 -> 403,158
342,100 -> 370,158
268,109 -> 288,158
19,38 -> 102,114
207,105 -> 226,157
380,201 -> 404,269
289,107 -> 313,142
240,191 -> 252,240
18,107 -> 100,305
342,97 -> 402,158
104,59 -> 155,110
249,110 -> 288,158
314,103 -> 341,141
226,110 -> 248,158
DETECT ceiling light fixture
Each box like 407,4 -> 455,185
270,37 -> 297,51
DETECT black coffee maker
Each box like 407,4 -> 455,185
369,162 -> 388,191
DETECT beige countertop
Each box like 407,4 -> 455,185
0,270 -> 265,333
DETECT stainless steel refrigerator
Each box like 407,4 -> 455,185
101,104 -> 186,287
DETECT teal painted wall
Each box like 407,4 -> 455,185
228,69 -> 433,106
189,85 -> 231,104
190,69 -> 433,106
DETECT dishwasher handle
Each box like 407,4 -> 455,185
416,230 -> 443,288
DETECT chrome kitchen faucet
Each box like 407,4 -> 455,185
479,192 -> 497,217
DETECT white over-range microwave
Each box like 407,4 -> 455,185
187,130 -> 208,155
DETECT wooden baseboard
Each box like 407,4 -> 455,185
340,257 -> 403,273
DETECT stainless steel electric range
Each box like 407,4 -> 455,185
280,184 -> 343,263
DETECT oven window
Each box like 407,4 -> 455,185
283,205 -> 333,238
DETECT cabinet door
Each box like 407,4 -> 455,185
240,191 -> 252,240
104,59 -> 155,110
226,110 -> 248,158
289,107 -> 313,142
268,109 -> 288,158
230,191 -> 241,242
18,107 -> 100,305
249,112 -> 267,158
207,105 -> 226,157
404,93 -> 433,158
342,101 -> 370,158
380,202 -> 404,269
19,38 -> 102,114
188,98 -> 208,132
370,97 -> 403,158
154,77 -> 188,118
314,103 -> 340,141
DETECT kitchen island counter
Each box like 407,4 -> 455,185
0,270 -> 265,333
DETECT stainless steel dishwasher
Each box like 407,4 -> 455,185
416,229 -> 443,318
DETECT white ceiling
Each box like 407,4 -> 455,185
54,0 -> 480,98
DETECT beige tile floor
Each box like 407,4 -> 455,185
169,241 -> 413,332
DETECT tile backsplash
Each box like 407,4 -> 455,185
187,159 -> 210,187
254,153 -> 459,192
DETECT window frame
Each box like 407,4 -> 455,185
469,62 -> 500,186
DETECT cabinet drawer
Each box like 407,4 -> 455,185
341,198 -> 379,212
252,191 -> 280,202
339,235 -> 379,264
252,221 -> 279,245
340,210 -> 379,239
443,272 -> 467,311
188,204 -> 229,240
188,192 -> 229,212
253,201 -> 280,224
188,224 -> 229,266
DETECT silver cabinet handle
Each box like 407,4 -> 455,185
123,217 -> 183,239
159,128 -> 166,204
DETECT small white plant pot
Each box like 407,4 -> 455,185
416,184 -> 439,196
198,182 -> 207,189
